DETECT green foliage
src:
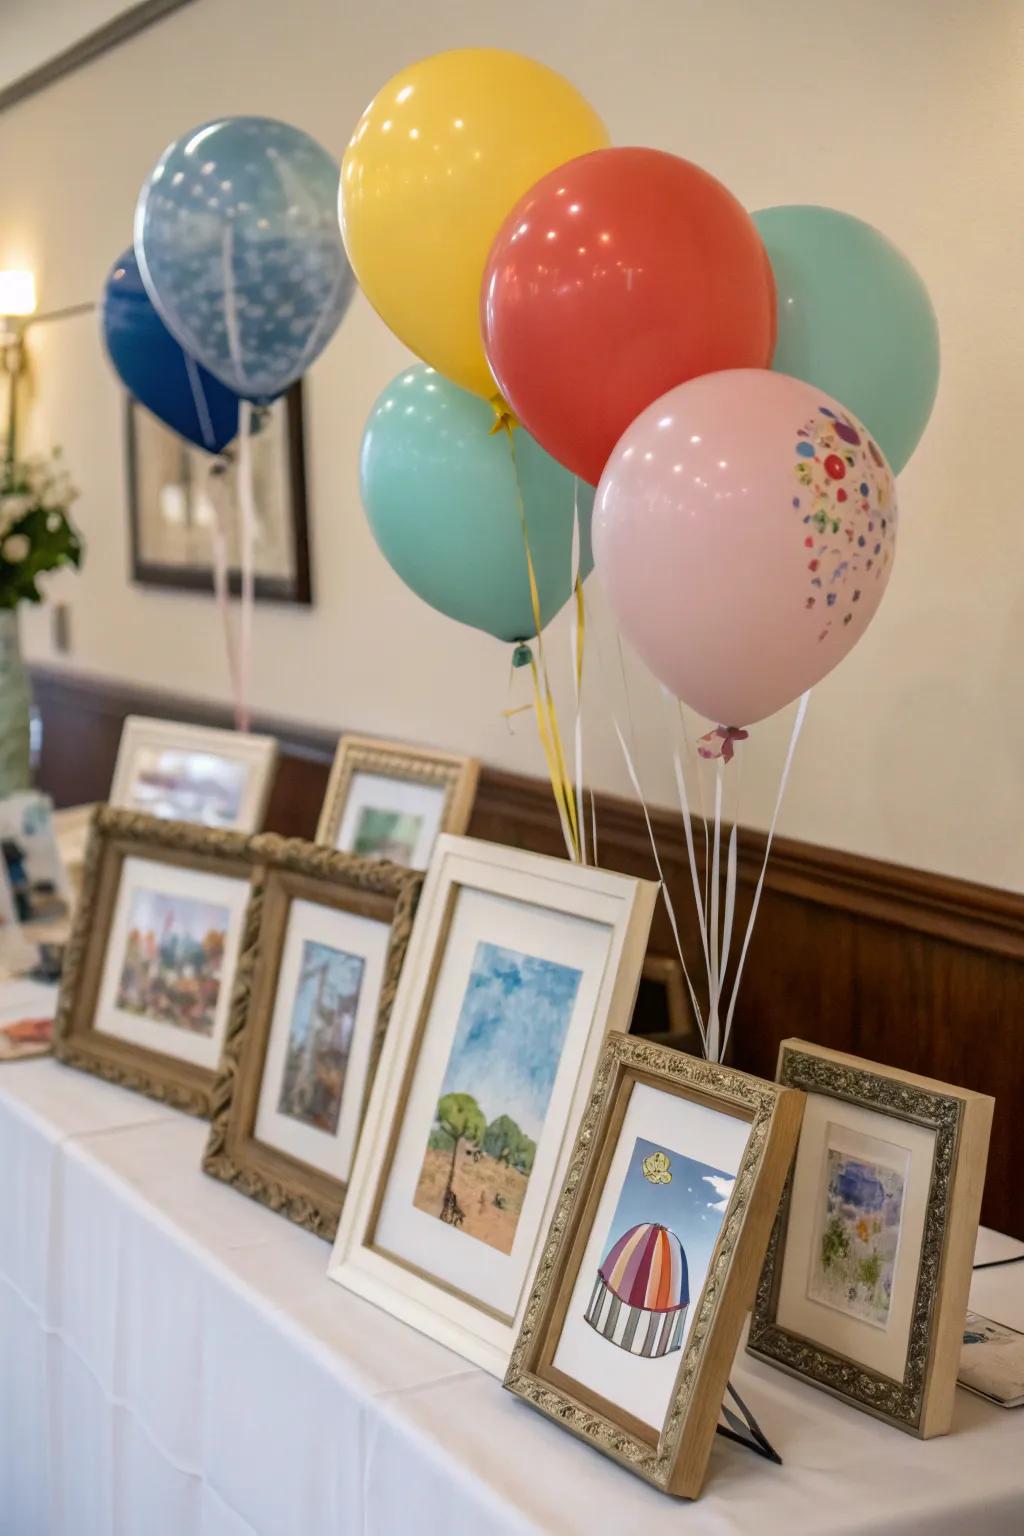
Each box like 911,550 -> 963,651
0,449 -> 83,610
820,1215 -> 850,1270
858,1250 -> 882,1289
483,1114 -> 522,1162
436,1092 -> 485,1150
483,1113 -> 537,1175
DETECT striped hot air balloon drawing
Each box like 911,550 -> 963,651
585,1221 -> 690,1358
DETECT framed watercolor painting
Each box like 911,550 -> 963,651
110,715 -> 277,832
203,835 -> 422,1239
53,808 -> 258,1115
315,735 -> 478,871
127,383 -> 311,605
327,835 -> 658,1375
504,1035 -> 804,1499
747,1039 -> 994,1438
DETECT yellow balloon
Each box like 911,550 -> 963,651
341,48 -> 609,398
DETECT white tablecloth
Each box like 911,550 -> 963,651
1,1058 -> 1022,1536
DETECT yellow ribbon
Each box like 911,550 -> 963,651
502,427 -> 582,863
488,393 -> 520,436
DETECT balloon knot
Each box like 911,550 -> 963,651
489,394 -> 519,436
511,642 -> 533,669
697,724 -> 749,764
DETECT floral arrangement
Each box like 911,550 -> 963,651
0,448 -> 82,609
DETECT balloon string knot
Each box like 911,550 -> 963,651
489,394 -> 519,437
698,724 -> 749,764
511,641 -> 533,669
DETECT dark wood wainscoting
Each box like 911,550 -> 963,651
31,664 -> 1024,1238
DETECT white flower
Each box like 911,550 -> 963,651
0,493 -> 32,520
3,533 -> 31,563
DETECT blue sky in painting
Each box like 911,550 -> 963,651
436,942 -> 582,1139
286,940 -> 365,1049
597,1136 -> 736,1305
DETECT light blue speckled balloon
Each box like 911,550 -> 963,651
135,117 -> 354,403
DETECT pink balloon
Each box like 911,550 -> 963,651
593,369 -> 898,725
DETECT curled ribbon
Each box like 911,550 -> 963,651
697,725 -> 749,764
488,394 -> 520,436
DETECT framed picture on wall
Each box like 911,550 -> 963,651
53,808 -> 258,1116
316,735 -> 479,871
126,381 -> 311,605
505,1035 -> 804,1499
747,1039 -> 994,1438
110,716 -> 277,833
327,835 -> 658,1376
203,835 -> 422,1239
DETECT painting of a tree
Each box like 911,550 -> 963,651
436,1092 -> 485,1224
412,941 -> 583,1253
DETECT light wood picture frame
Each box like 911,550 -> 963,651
202,835 -> 422,1240
315,734 -> 478,870
53,807 -> 260,1117
110,715 -> 277,833
327,835 -> 658,1376
747,1039 -> 994,1438
505,1034 -> 804,1499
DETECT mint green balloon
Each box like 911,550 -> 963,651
754,205 -> 939,475
360,366 -> 593,643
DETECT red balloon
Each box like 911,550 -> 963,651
482,147 -> 777,485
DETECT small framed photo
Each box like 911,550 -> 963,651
959,1313 -> 1024,1409
0,790 -> 70,923
747,1039 -> 994,1438
110,715 -> 277,832
53,808 -> 258,1115
316,735 -> 479,870
202,835 -> 422,1239
504,1034 -> 804,1499
127,383 -> 311,605
327,835 -> 657,1375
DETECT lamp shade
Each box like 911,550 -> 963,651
0,271 -> 36,317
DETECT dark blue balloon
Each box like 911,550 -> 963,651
101,248 -> 239,454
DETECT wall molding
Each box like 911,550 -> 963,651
29,662 -> 1024,1236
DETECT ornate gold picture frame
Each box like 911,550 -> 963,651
747,1040 -> 993,1438
504,1034 -> 804,1498
203,835 -> 421,1239
53,807 -> 259,1116
316,734 -> 478,870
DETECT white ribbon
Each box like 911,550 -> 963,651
569,477 -> 586,865
721,691 -> 811,1059
235,401 -> 258,734
612,718 -> 707,1052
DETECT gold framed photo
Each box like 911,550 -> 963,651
327,835 -> 658,1376
202,835 -> 422,1240
747,1039 -> 994,1438
53,808 -> 259,1116
504,1034 -> 804,1499
110,715 -> 278,833
316,734 -> 478,870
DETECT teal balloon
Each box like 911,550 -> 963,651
754,205 -> 939,474
360,366 -> 594,643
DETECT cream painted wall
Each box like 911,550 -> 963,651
1,0 -> 1022,890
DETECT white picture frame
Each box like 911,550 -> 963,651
327,834 -> 658,1376
110,715 -> 277,833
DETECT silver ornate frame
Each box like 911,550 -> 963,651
747,1042 -> 964,1434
